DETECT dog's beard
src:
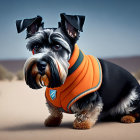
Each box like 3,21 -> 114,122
42,55 -> 69,88
24,53 -> 69,89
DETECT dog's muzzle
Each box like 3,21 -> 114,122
41,56 -> 62,88
24,55 -> 68,89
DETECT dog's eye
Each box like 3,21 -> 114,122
34,46 -> 41,53
53,45 -> 62,51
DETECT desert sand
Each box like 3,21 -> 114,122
0,81 -> 140,140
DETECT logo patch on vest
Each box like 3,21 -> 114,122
50,90 -> 57,100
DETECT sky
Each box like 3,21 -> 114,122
0,0 -> 140,60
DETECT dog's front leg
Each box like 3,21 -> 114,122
72,94 -> 103,129
44,104 -> 63,127
73,106 -> 102,129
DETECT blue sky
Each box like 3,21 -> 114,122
0,0 -> 140,60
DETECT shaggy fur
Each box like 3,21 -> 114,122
16,13 -> 140,129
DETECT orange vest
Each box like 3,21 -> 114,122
45,44 -> 102,113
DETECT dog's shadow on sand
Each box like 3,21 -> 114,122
0,120 -> 117,131
0,121 -> 73,131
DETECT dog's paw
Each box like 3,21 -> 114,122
44,116 -> 62,127
73,119 -> 94,129
121,115 -> 136,123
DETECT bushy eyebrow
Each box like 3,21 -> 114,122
26,30 -> 50,51
50,32 -> 71,53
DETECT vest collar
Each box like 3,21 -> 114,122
68,44 -> 83,76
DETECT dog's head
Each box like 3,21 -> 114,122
16,13 -> 85,89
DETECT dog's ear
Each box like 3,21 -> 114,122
16,15 -> 44,38
60,13 -> 85,39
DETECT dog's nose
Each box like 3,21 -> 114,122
37,60 -> 47,75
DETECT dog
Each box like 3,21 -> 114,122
16,13 -> 140,129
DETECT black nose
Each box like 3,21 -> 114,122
37,60 -> 47,75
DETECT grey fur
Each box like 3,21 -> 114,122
26,28 -> 71,54
110,88 -> 138,115
24,27 -> 71,88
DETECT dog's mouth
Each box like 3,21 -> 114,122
31,63 -> 51,87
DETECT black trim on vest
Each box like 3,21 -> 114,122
68,50 -> 84,76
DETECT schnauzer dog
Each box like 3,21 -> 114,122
16,13 -> 140,129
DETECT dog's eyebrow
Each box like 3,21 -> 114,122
50,32 -> 71,53
26,30 -> 49,51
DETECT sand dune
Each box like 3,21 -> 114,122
0,56 -> 140,73
0,81 -> 140,140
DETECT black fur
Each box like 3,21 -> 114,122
16,15 -> 43,38
98,59 -> 139,111
17,13 -> 140,123
74,58 -> 140,120
74,91 -> 101,110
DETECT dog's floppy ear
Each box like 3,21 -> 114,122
60,13 -> 85,39
16,15 -> 44,38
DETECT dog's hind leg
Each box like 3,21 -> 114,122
44,104 -> 63,127
121,113 -> 140,123
120,85 -> 140,123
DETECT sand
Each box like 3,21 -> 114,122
0,81 -> 140,140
